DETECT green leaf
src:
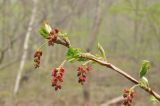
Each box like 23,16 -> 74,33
66,47 -> 81,61
44,23 -> 52,33
38,23 -> 52,38
139,60 -> 150,78
97,43 -> 106,60
139,77 -> 149,88
150,96 -> 158,103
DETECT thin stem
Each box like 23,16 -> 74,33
80,53 -> 160,101
38,41 -> 48,50
59,60 -> 67,68
130,84 -> 140,91
82,60 -> 92,66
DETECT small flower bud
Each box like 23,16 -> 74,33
51,67 -> 65,91
33,50 -> 42,68
47,28 -> 59,46
77,65 -> 91,85
122,88 -> 136,106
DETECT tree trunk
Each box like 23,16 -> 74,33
13,0 -> 38,95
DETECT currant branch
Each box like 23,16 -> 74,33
80,53 -> 160,101
34,23 -> 160,106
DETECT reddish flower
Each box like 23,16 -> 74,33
47,28 -> 59,46
77,65 -> 91,85
122,88 -> 136,106
34,50 -> 42,68
86,66 -> 91,72
51,67 -> 65,91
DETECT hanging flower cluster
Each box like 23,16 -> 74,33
77,65 -> 91,85
47,28 -> 59,46
34,50 -> 42,68
122,88 -> 136,106
51,67 -> 65,91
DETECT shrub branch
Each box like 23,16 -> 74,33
54,37 -> 160,102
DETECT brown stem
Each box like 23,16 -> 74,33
54,38 -> 160,102
80,53 -> 160,101
55,37 -> 70,48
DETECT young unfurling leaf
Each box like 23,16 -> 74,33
97,43 -> 107,60
150,95 -> 159,104
139,60 -> 150,78
139,77 -> 149,88
39,23 -> 52,38
44,23 -> 52,33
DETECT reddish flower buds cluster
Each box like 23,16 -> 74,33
77,65 -> 91,85
123,88 -> 136,106
51,67 -> 65,91
34,50 -> 42,68
47,28 -> 59,46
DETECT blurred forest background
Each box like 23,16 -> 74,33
0,0 -> 160,106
